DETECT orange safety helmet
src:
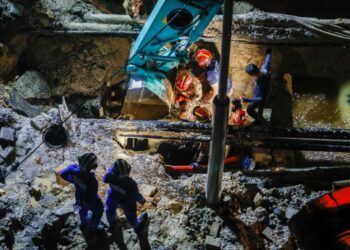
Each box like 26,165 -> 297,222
195,49 -> 213,67
193,106 -> 210,123
175,70 -> 193,90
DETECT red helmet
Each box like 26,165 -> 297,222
175,70 -> 193,90
195,49 -> 213,67
193,106 -> 210,123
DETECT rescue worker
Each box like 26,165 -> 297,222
123,0 -> 155,20
175,69 -> 202,121
242,48 -> 272,125
60,153 -> 104,234
229,98 -> 246,126
104,159 -> 148,236
192,48 -> 232,103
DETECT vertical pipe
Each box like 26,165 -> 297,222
206,0 -> 234,205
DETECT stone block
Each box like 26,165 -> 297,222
0,146 -> 15,164
210,222 -> 221,237
262,226 -> 274,241
13,71 -> 51,100
285,207 -> 298,220
205,236 -> 220,250
0,127 -> 15,145
9,89 -> 41,118
54,164 -> 70,186
140,184 -> 158,197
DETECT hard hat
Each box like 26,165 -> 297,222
195,49 -> 213,67
78,153 -> 98,172
113,159 -> 131,178
193,106 -> 210,123
175,70 -> 193,90
245,64 -> 259,75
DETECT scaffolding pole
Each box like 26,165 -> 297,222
206,0 -> 234,205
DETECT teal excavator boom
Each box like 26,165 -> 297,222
122,0 -> 223,119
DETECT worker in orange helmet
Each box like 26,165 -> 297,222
174,69 -> 202,121
193,48 -> 232,103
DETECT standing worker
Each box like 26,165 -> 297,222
242,48 -> 272,125
60,153 -> 104,235
103,159 -> 148,237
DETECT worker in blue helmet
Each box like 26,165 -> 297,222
60,153 -> 104,234
104,159 -> 148,236
242,48 -> 272,125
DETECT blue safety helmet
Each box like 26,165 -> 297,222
113,159 -> 131,178
78,153 -> 98,172
245,64 -> 259,75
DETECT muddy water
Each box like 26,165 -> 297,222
292,79 -> 350,164
293,80 -> 350,129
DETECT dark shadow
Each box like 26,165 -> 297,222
110,224 -> 127,250
83,229 -> 110,250
236,0 -> 350,18
138,217 -> 151,250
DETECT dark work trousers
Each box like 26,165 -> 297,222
247,100 -> 265,123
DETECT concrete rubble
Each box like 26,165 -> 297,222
0,107 -> 329,249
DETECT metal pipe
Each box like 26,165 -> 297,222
206,0 -> 234,205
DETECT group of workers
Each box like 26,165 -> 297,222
174,47 -> 272,126
60,153 -> 148,238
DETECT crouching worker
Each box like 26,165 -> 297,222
60,153 -> 104,234
104,159 -> 148,237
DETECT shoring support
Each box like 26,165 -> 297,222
206,0 -> 234,205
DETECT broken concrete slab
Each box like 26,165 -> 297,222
13,70 -> 51,100
9,89 -> 41,117
285,207 -> 298,220
205,235 -> 220,250
0,146 -> 15,164
0,127 -> 15,145
262,226 -> 275,241
210,222 -> 221,237
30,113 -> 51,131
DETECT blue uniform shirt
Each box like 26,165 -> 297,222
206,60 -> 232,93
60,164 -> 99,202
244,50 -> 272,103
103,165 -> 145,206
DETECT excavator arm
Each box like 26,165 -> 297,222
122,0 -> 223,119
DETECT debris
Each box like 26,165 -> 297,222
168,200 -> 182,214
262,227 -> 274,241
205,235 -> 220,250
255,207 -> 267,218
140,184 -> 158,197
253,193 -> 263,207
210,222 -> 221,237
0,127 -> 15,145
9,89 -> 41,117
273,207 -> 285,220
12,71 -> 51,100
0,189 -> 5,196
58,97 -> 74,131
0,146 -> 15,164
30,114 -> 51,131
285,207 -> 298,220
54,164 -> 70,186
